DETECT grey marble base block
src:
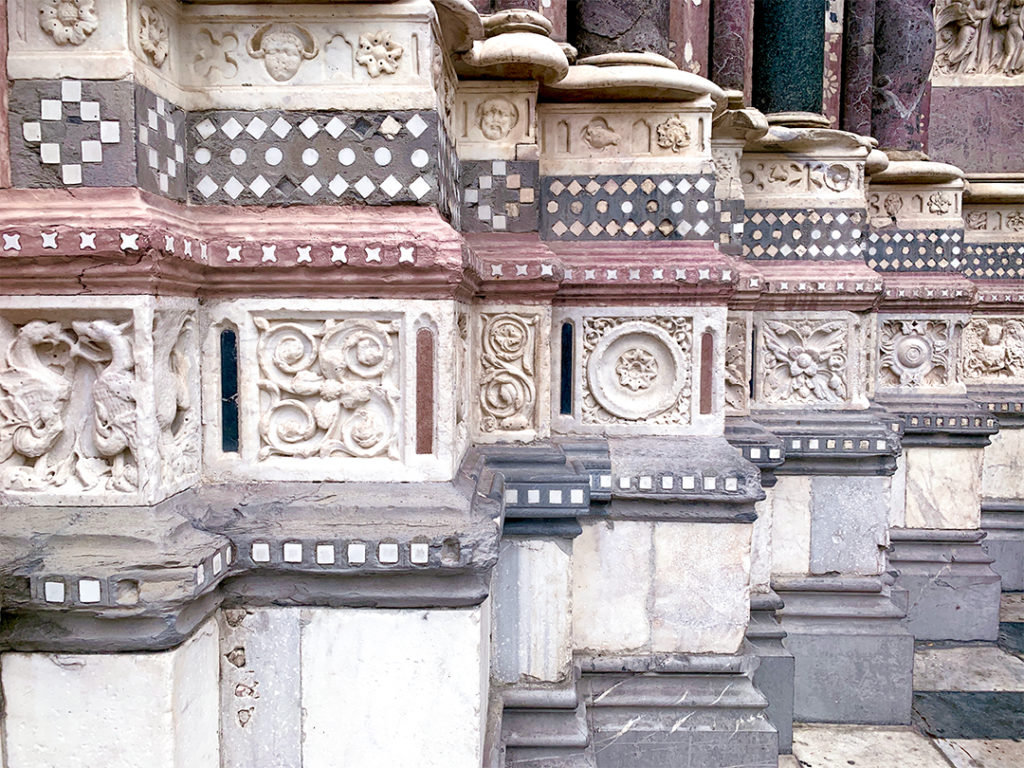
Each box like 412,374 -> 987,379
982,501 -> 1024,591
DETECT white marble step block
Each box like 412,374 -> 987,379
2,618 -> 219,768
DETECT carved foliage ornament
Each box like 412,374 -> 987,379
248,24 -> 318,82
138,5 -> 169,67
478,313 -> 537,433
655,115 -> 691,153
256,317 -> 400,460
356,30 -> 403,77
582,317 -> 692,425
724,317 -> 748,413
879,319 -> 952,388
935,0 -> 1024,76
39,0 -> 97,46
962,318 -> 1024,380
759,319 -> 848,404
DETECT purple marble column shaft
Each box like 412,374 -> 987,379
841,0 -> 875,135
712,0 -> 755,98
871,0 -> 935,152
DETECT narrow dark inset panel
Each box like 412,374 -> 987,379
416,328 -> 434,455
220,329 -> 239,453
999,622 -> 1024,655
560,322 -> 573,415
700,331 -> 713,415
913,691 -> 1024,740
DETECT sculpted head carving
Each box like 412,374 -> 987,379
247,24 -> 318,82
476,99 -> 519,141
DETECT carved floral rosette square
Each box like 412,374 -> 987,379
552,307 -> 725,436
753,312 -> 866,409
961,316 -> 1024,384
0,295 -> 200,505
203,299 -> 459,483
877,316 -> 960,392
472,306 -> 550,442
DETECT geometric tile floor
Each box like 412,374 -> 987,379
782,592 -> 1024,767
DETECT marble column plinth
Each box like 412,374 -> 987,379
870,0 -> 934,151
982,501 -> 1024,591
774,575 -> 914,725
747,591 -> 795,754
752,0 -> 826,116
888,528 -> 1002,642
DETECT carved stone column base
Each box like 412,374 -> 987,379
501,678 -> 595,768
982,500 -> 1024,591
888,528 -> 1002,641
577,650 -> 778,768
747,590 -> 795,753
774,575 -> 914,725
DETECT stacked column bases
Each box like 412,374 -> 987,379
0,0 -> 1023,766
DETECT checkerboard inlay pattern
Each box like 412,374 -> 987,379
134,85 -> 186,201
742,208 -> 867,260
866,228 -> 964,272
461,159 -> 539,233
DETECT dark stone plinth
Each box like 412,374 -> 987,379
712,0 -> 753,95
752,0 -> 827,116
871,0 -> 934,151
889,528 -> 1002,642
930,86 -> 1024,174
747,592 -> 795,753
578,651 -> 778,768
775,575 -> 914,724
841,0 -> 876,136
570,0 -> 671,58
982,500 -> 1024,591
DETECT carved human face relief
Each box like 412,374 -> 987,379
477,99 -> 519,141
247,24 -> 318,82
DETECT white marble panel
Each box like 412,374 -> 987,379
904,446 -> 983,529
982,428 -> 1024,500
2,619 -> 219,768
750,493 -> 774,593
771,475 -> 812,576
652,522 -> 751,654
572,519 -> 652,653
301,606 -> 488,768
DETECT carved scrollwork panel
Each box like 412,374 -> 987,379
724,316 -> 749,414
476,312 -> 539,435
255,316 -> 401,460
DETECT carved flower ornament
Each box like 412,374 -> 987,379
761,320 -> 848,403
356,30 -> 404,77
615,348 -> 659,392
39,0 -> 98,46
138,5 -> 169,67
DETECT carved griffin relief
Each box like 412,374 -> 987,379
962,318 -> 1024,380
256,317 -> 401,460
0,312 -> 195,495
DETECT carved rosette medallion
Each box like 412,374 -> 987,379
962,318 -> 1024,381
757,319 -> 849,405
39,0 -> 98,46
355,30 -> 404,77
879,319 -> 952,389
583,318 -> 692,424
724,317 -> 749,413
655,115 -> 691,153
256,317 -> 400,460
478,313 -> 537,433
